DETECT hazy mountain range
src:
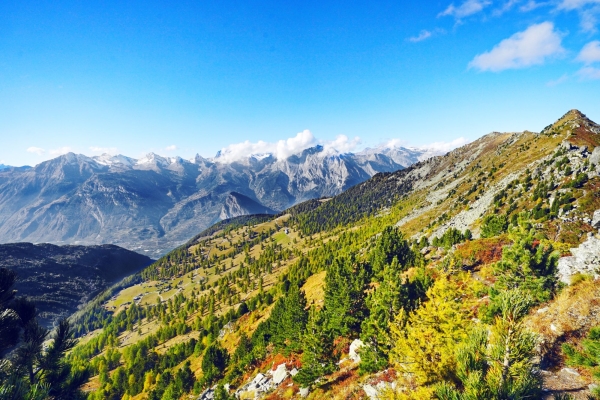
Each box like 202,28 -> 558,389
0,144 -> 435,256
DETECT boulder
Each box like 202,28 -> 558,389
592,210 -> 600,229
590,146 -> 600,165
349,339 -> 365,363
271,363 -> 288,385
557,235 -> 600,284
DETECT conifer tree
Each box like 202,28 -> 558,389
435,290 -> 542,399
360,258 -> 409,374
323,255 -> 367,337
370,226 -> 413,276
294,306 -> 334,387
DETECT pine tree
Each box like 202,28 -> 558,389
201,343 -> 228,385
435,290 -> 542,399
294,306 -> 335,387
322,255 -> 367,337
370,226 -> 413,276
360,258 -> 409,374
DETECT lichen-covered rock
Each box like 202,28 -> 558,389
557,235 -> 600,284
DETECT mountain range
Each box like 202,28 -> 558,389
0,145 -> 432,256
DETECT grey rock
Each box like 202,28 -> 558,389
590,146 -> 600,165
299,387 -> 310,398
349,339 -> 365,363
271,363 -> 288,385
561,367 -> 580,376
592,210 -> 600,229
363,381 -> 397,399
557,235 -> 600,284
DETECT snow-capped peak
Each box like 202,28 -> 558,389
93,153 -> 135,166
136,152 -> 171,167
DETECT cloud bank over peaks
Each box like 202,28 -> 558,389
214,130 -> 317,163
214,130 -> 364,163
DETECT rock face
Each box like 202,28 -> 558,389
219,192 -> 276,220
0,146 -> 428,256
557,234 -> 600,284
592,210 -> 600,229
0,242 -> 152,327
589,145 -> 600,165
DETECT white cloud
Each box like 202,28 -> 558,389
408,28 -> 445,43
547,74 -> 570,86
164,145 -> 177,152
323,135 -> 361,154
49,147 -> 72,156
417,137 -> 471,154
89,146 -> 118,155
577,40 -> 600,63
557,0 -> 600,10
383,138 -> 409,148
409,30 -> 432,42
216,130 -> 317,163
577,65 -> 600,79
27,147 -> 45,155
469,22 -> 564,71
493,0 -> 522,16
556,0 -> 600,32
520,0 -> 550,11
439,0 -> 492,18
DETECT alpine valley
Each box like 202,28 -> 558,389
3,110 -> 600,400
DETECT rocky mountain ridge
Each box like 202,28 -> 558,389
0,145 -> 430,256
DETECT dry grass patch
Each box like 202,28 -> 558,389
526,279 -> 600,365
302,270 -> 326,309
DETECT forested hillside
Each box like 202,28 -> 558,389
3,110 -> 600,399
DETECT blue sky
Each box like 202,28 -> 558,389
1,0 -> 600,166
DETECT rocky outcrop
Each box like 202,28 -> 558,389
557,234 -> 600,284
234,363 -> 294,399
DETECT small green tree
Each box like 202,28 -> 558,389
481,215 -> 508,238
201,343 -> 228,385
360,258 -> 409,374
436,290 -> 542,399
562,326 -> 600,398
